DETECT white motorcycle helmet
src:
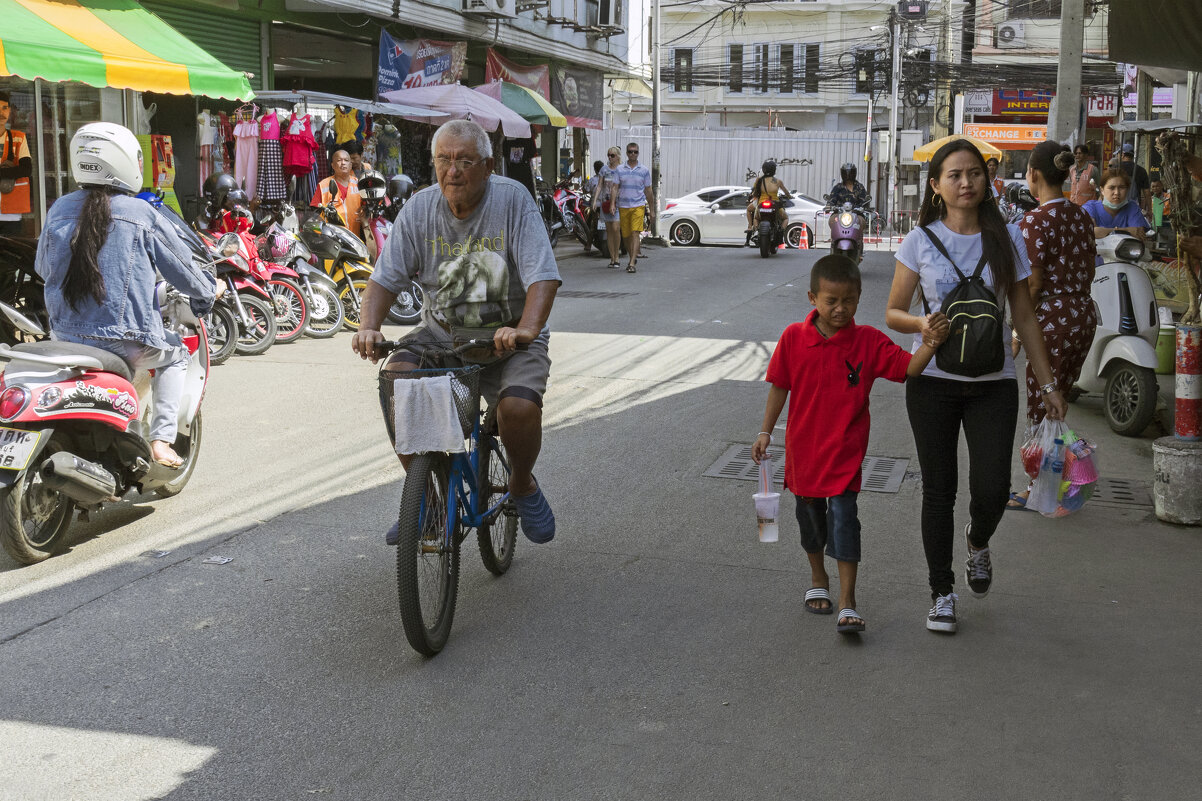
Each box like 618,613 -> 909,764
70,122 -> 143,193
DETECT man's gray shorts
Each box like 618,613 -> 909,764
385,323 -> 552,409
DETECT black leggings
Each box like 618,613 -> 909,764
906,376 -> 1019,598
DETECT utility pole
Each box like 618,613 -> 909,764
651,0 -> 663,242
1049,0 -> 1085,142
886,8 -> 900,235
934,0 -> 953,138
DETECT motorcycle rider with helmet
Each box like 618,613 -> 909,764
828,162 -> 869,209
744,160 -> 791,247
34,123 -> 217,468
199,172 -> 240,230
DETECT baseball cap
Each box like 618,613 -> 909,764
1121,142 -> 1134,154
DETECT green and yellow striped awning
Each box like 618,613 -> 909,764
0,0 -> 254,100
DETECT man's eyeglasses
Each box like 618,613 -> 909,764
434,156 -> 485,171
627,149 -> 638,154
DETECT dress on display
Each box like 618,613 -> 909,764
333,106 -> 359,145
374,124 -> 403,178
233,114 -> 259,196
257,110 -> 286,201
197,109 -> 214,186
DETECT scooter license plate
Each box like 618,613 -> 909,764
0,428 -> 42,471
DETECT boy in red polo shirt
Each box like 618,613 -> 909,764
752,255 -> 947,635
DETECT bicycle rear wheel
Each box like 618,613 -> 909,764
476,424 -> 517,575
396,453 -> 460,656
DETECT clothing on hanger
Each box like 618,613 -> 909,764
334,106 -> 359,145
233,115 -> 260,197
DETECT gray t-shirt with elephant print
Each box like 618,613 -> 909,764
374,175 -> 561,331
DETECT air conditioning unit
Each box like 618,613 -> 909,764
996,21 -> 1025,48
597,0 -> 623,28
462,0 -> 517,19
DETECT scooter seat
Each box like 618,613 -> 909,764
10,341 -> 134,381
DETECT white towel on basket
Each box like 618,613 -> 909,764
393,376 -> 466,455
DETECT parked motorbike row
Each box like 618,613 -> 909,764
0,172 -> 426,368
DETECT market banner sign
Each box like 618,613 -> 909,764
994,89 -> 1053,117
1087,95 -> 1119,119
964,90 -> 992,115
964,123 -> 1047,151
377,32 -> 467,95
485,49 -> 550,99
550,65 -> 602,129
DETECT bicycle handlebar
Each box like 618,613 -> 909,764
376,338 -> 528,357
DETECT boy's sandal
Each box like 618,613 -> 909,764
804,587 -> 833,615
836,609 -> 866,634
608,261 -> 619,268
626,263 -> 636,273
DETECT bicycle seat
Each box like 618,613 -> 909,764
9,340 -> 134,381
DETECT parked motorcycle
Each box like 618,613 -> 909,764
260,224 -> 344,339
1001,183 -> 1038,224
0,286 -> 210,564
1073,233 -> 1162,436
196,217 -> 278,356
552,176 -> 591,247
358,171 -> 423,325
534,176 -> 565,247
0,235 -> 48,346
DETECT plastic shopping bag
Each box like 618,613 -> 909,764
1025,418 -> 1068,516
753,456 -> 780,543
1026,419 -> 1101,518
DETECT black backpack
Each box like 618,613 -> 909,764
918,226 -> 1005,377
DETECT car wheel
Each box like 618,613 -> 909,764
786,224 -> 809,249
670,220 -> 699,246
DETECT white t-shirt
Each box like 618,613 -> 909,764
895,219 -> 1032,382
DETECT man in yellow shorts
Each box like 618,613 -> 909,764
616,142 -> 654,273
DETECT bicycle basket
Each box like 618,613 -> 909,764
379,365 -> 482,438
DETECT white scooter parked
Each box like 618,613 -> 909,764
1075,233 -> 1161,436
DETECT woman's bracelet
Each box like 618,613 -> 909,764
1039,381 -> 1057,395
757,431 -> 772,443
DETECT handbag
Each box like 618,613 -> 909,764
0,132 -> 15,195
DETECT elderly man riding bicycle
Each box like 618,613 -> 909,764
352,119 -> 562,544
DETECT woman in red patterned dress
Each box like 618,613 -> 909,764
1008,141 -> 1098,510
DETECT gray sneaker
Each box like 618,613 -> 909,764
926,592 -> 958,633
965,523 -> 993,598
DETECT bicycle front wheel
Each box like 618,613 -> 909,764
476,429 -> 517,575
397,453 -> 460,656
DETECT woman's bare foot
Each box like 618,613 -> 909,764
151,440 -> 183,468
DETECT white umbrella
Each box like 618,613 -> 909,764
381,84 -> 532,138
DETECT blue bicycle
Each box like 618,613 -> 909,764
378,339 -> 518,656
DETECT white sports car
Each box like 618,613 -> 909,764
661,187 -> 823,248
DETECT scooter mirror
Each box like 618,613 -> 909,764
217,233 -> 240,258
0,300 -> 45,337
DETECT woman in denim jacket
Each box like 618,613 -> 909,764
35,123 -> 216,468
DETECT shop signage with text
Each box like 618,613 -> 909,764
994,89 -> 1053,116
964,123 -> 1047,148
377,32 -> 467,95
1087,95 -> 1119,119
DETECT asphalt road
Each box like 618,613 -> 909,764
1,243 -> 1198,800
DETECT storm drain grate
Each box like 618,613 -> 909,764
557,290 -> 638,299
703,445 -> 909,494
1089,477 -> 1153,509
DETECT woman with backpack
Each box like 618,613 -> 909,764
885,138 -> 1067,635
1007,141 -> 1099,510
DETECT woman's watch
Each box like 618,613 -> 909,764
1040,381 -> 1057,395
